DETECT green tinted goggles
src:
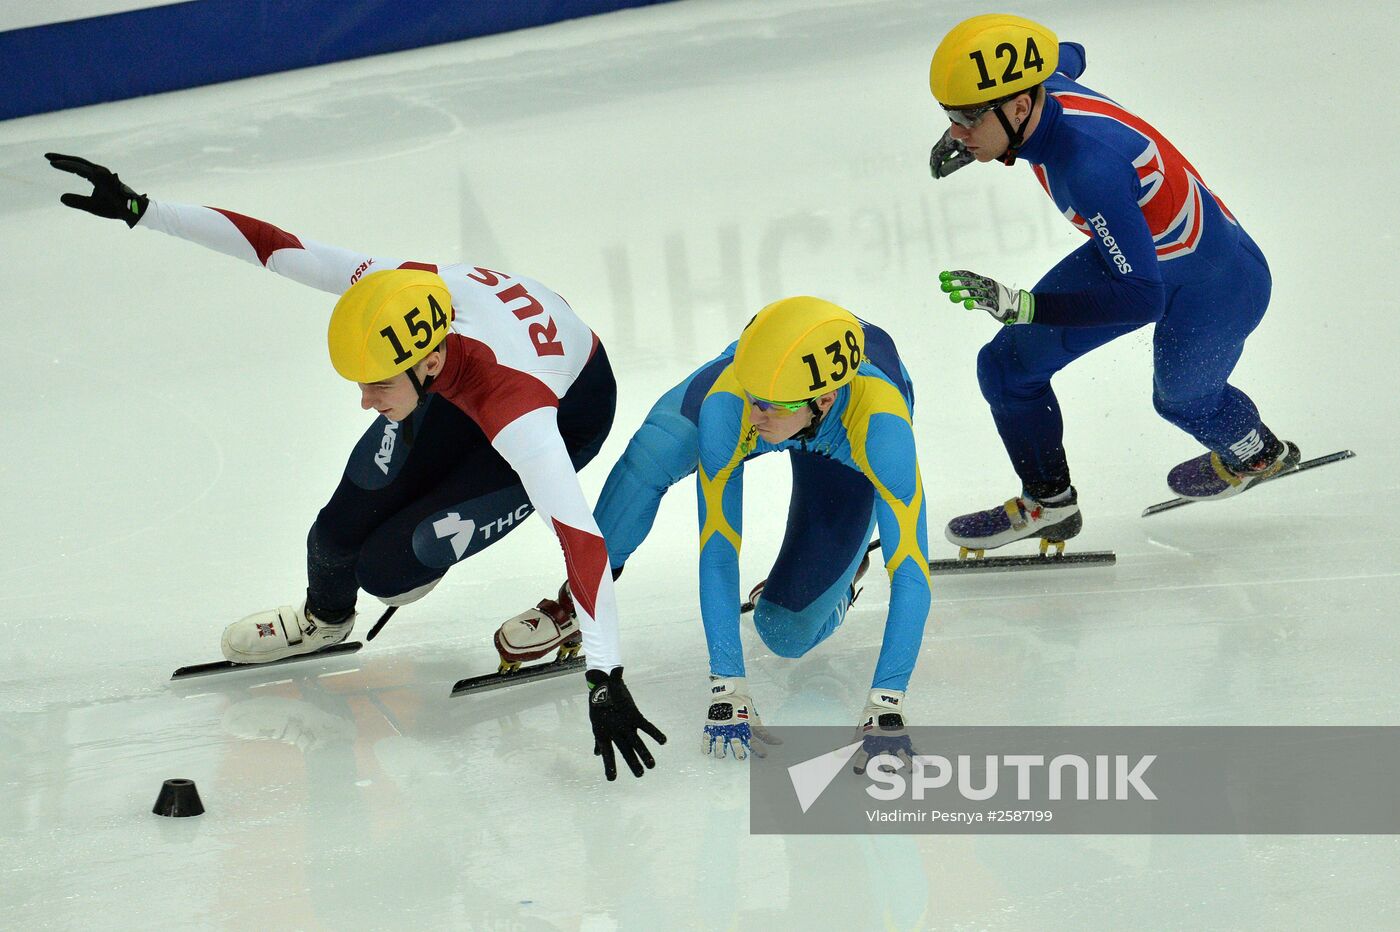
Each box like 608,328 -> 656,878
745,392 -> 811,413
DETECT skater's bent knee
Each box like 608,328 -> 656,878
976,340 -> 1048,404
753,603 -> 822,659
355,557 -> 440,605
374,576 -> 443,607
975,342 -> 1009,401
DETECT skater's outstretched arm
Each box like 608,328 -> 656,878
47,153 -> 411,296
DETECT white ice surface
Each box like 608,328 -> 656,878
2,0 -> 1398,928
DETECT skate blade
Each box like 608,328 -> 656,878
956,535 -> 1065,561
171,641 -> 363,680
453,654 -> 587,697
1143,449 -> 1357,517
930,550 -> 1115,575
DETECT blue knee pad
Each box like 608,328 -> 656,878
753,589 -> 846,659
752,539 -> 868,659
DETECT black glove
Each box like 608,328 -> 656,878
586,666 -> 666,781
45,153 -> 149,228
929,129 -> 974,180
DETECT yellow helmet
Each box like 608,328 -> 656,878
327,269 -> 454,383
734,296 -> 865,404
929,14 -> 1058,108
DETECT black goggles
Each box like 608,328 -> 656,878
940,102 -> 1000,129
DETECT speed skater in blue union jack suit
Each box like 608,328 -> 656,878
926,14 -> 1298,554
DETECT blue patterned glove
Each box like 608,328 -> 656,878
703,677 -> 779,761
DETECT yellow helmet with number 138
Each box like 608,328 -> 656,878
735,296 -> 865,405
327,269 -> 454,383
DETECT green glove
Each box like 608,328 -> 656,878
939,269 -> 1035,325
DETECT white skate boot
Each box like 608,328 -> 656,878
493,583 -> 581,673
220,601 -> 355,664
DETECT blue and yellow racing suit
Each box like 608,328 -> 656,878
593,321 -> 932,691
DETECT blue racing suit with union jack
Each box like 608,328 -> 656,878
980,42 -> 1280,498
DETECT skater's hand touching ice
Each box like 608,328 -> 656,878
586,667 -> 666,781
702,677 -> 781,761
850,689 -> 916,775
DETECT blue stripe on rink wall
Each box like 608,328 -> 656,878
1,0 -> 680,121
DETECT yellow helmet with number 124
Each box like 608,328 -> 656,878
327,269 -> 454,383
735,296 -> 865,405
929,14 -> 1058,108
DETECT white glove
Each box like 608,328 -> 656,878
851,688 -> 915,775
939,269 -> 1035,325
702,677 -> 780,761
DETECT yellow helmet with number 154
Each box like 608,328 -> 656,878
929,14 -> 1058,108
735,296 -> 865,405
327,269 -> 454,383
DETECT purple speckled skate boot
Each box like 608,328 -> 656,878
944,488 -> 1081,556
1167,439 -> 1300,501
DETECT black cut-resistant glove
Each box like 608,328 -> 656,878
586,666 -> 667,781
46,153 -> 149,228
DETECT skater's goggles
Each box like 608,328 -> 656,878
940,101 -> 1000,128
744,391 -> 811,413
